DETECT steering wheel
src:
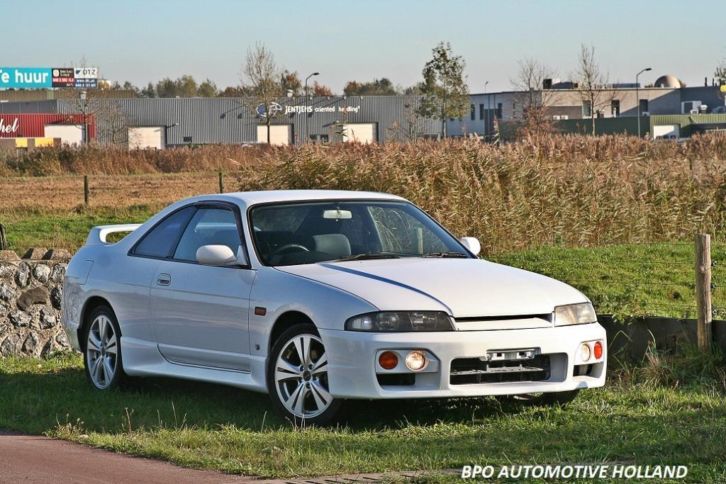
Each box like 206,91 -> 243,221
272,244 -> 310,256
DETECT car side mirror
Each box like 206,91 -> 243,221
459,237 -> 481,256
196,245 -> 238,266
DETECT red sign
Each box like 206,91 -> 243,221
0,113 -> 96,139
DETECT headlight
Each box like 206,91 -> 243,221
345,311 -> 454,332
553,302 -> 597,326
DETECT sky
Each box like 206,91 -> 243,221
3,0 -> 725,93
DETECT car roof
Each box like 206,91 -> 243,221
185,189 -> 406,209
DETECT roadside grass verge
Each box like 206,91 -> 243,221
0,354 -> 724,480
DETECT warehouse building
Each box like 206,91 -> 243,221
0,96 -> 439,147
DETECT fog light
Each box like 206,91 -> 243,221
379,351 -> 398,370
593,341 -> 603,359
404,350 -> 427,371
579,343 -> 591,362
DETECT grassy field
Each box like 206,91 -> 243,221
0,354 -> 724,480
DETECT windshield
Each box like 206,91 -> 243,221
249,200 -> 470,266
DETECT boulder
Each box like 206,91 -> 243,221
9,311 -> 31,328
15,263 -> 30,288
0,264 -> 15,279
23,248 -> 48,260
0,282 -> 15,302
50,286 -> 63,310
40,308 -> 57,329
17,287 -> 49,311
50,264 -> 67,283
33,264 -> 51,283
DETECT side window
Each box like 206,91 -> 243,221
174,207 -> 241,262
133,206 -> 196,258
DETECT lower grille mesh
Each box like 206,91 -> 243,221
450,355 -> 551,385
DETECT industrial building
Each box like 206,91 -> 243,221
0,96 -> 439,148
1,74 -> 725,149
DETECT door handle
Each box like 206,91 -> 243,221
157,273 -> 171,286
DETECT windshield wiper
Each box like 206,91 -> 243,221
422,251 -> 469,258
334,252 -> 401,262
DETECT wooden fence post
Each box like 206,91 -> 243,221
83,175 -> 90,206
218,171 -> 224,193
695,233 -> 712,352
0,223 -> 7,250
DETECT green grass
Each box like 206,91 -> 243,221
0,355 -> 724,480
0,207 -> 153,254
492,242 -> 726,320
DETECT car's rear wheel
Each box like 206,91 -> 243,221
267,324 -> 342,426
83,305 -> 124,390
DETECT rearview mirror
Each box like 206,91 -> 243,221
196,245 -> 242,266
323,209 -> 352,220
459,237 -> 481,256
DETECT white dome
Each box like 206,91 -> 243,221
654,75 -> 682,88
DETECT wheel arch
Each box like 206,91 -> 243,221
268,310 -> 316,352
78,296 -> 115,352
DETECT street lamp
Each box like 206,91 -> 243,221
636,67 -> 652,137
483,81 -> 489,140
304,72 -> 319,143
79,90 -> 88,144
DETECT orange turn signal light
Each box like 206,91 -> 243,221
593,341 -> 603,360
379,351 -> 398,370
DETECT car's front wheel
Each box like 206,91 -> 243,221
83,305 -> 124,390
267,324 -> 342,425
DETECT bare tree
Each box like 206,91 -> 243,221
243,43 -> 284,144
511,58 -> 558,138
576,45 -> 612,135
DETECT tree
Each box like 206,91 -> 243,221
343,78 -> 398,96
416,42 -> 469,138
312,81 -> 333,96
280,70 -> 303,96
715,61 -> 726,86
197,79 -> 218,97
243,43 -> 284,144
155,77 -> 177,97
511,58 -> 558,138
175,75 -> 198,97
575,44 -> 612,135
140,82 -> 156,98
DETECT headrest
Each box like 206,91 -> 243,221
313,234 -> 352,258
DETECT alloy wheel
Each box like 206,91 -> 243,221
86,314 -> 118,389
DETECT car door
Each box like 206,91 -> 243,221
149,203 -> 256,372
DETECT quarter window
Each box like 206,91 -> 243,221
132,206 -> 196,258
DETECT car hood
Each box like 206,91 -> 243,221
276,258 -> 587,318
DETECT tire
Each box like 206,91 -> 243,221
266,323 -> 343,426
499,390 -> 580,406
83,305 -> 125,390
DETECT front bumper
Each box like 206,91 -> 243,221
320,322 -> 606,399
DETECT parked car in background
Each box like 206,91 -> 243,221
62,190 -> 606,425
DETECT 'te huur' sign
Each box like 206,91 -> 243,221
0,67 -> 99,89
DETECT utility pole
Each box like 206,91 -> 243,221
636,67 -> 652,137
304,72 -> 319,144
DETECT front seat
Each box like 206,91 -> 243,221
313,234 -> 352,259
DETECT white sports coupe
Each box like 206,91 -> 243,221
62,190 -> 606,424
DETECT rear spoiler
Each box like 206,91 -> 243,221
86,224 -> 142,246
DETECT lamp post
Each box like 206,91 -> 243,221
163,122 -> 179,148
304,72 -> 320,143
79,90 -> 88,144
636,67 -> 652,137
483,81 -> 489,140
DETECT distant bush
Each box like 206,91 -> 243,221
3,134 -> 726,253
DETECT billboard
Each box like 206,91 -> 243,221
0,67 -> 98,90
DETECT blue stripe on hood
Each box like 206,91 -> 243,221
319,262 -> 453,314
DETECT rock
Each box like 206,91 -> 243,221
50,264 -> 67,283
33,264 -> 51,283
9,311 -> 31,327
40,308 -> 57,329
54,330 -> 69,348
15,263 -> 30,288
22,332 -> 40,355
0,282 -> 15,302
0,334 -> 20,356
23,248 -> 48,260
0,264 -> 16,279
17,287 -> 49,311
50,286 -> 63,310
0,250 -> 20,262
43,249 -> 72,261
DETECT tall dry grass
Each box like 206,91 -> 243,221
3,134 -> 726,253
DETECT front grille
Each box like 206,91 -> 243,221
450,355 -> 551,385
